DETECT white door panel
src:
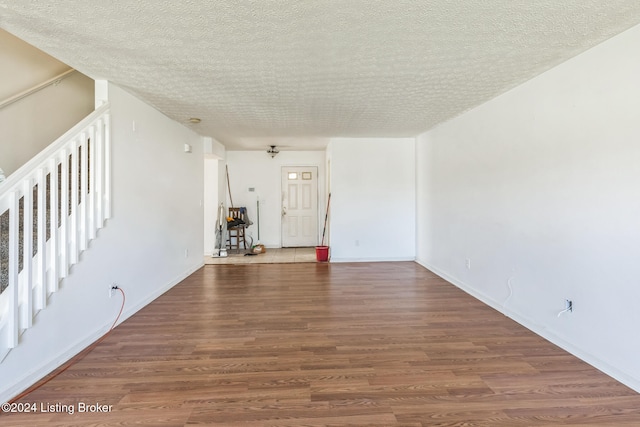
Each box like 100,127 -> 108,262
282,167 -> 318,247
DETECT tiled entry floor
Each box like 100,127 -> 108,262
204,247 -> 317,265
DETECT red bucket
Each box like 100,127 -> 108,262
315,246 -> 329,262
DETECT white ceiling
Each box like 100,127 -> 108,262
2,1 -> 640,150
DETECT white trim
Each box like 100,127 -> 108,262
330,257 -> 415,263
0,262 -> 204,403
414,258 -> 640,394
0,104 -> 110,195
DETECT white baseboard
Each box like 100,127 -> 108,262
414,258 -> 640,394
330,256 -> 415,263
0,262 -> 204,404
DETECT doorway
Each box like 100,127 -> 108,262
281,166 -> 318,247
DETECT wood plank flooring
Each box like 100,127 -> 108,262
4,262 -> 640,426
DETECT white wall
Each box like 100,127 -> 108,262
0,29 -> 70,100
203,136 -> 226,159
225,150 -> 326,248
203,158 -> 220,255
416,24 -> 640,391
329,138 -> 415,262
203,137 -> 227,256
0,29 -> 94,175
0,82 -> 204,401
0,72 -> 95,175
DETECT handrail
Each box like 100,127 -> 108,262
0,104 -> 111,357
0,69 -> 77,111
0,103 -> 110,198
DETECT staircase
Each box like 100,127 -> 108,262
0,104 -> 111,361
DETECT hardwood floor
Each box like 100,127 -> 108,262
4,262 -> 640,426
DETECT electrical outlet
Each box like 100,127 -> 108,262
185,249 -> 189,258
465,258 -> 471,269
109,284 -> 117,298
565,299 -> 573,312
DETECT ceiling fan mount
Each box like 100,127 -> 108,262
267,145 -> 280,158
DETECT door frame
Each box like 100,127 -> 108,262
280,165 -> 319,248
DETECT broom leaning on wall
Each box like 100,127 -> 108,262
315,193 -> 331,262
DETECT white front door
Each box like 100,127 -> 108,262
281,166 -> 318,247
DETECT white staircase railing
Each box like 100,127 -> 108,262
0,103 -> 111,362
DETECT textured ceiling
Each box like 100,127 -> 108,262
2,1 -> 640,150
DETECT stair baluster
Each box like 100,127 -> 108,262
0,104 -> 110,361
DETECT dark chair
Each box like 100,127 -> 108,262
226,207 -> 247,252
